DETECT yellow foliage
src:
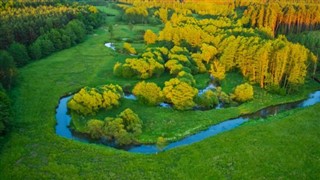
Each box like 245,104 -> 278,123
132,81 -> 163,105
233,83 -> 254,102
123,42 -> 136,54
163,78 -> 198,110
68,84 -> 123,115
144,29 -> 157,45
209,60 -> 226,80
154,8 -> 168,23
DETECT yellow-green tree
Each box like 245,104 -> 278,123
123,42 -> 136,54
209,60 -> 226,81
68,84 -> 123,115
86,108 -> 142,145
196,90 -> 219,109
163,78 -> 198,110
87,119 -> 104,139
132,81 -> 163,106
144,29 -> 158,45
232,83 -> 254,102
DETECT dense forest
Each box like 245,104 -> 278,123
0,0 -> 105,90
0,0 -> 106,136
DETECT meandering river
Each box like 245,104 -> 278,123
55,90 -> 320,154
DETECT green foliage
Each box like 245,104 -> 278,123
7,42 -> 30,67
196,90 -> 219,109
0,3 -> 105,67
68,84 -> 123,115
132,81 -> 163,106
86,108 -> 142,145
156,136 -> 167,151
0,50 -> 17,89
232,83 -> 254,103
176,71 -> 196,86
0,88 -> 11,135
87,119 -> 104,139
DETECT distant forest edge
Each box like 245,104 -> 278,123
0,0 -> 105,90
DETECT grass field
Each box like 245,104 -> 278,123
0,6 -> 320,179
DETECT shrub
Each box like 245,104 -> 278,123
68,84 -> 123,115
86,108 -> 142,145
132,81 -> 163,106
163,78 -> 198,110
123,42 -> 136,54
232,83 -> 254,102
196,90 -> 219,109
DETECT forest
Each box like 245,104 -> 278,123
0,0 -> 320,179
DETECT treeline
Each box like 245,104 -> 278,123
287,31 -> 320,70
0,2 -> 105,89
115,9 -> 317,94
0,4 -> 103,48
243,3 -> 320,35
0,0 -> 67,9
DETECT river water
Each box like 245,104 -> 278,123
55,90 -> 320,154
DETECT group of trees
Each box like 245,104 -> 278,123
68,84 -> 123,115
86,108 -> 142,145
0,1 -> 105,89
243,3 -> 320,35
113,47 -> 166,79
110,2 -> 318,115
287,31 -> 320,64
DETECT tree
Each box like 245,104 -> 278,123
155,8 -> 168,24
163,78 -> 198,110
68,84 -> 123,115
0,51 -> 17,90
123,42 -> 136,54
209,60 -> 226,81
176,71 -> 196,86
132,81 -> 163,106
196,90 -> 219,109
29,40 -> 42,60
8,42 -> 30,67
119,108 -> 143,136
144,29 -> 157,45
232,83 -> 254,102
87,119 -> 104,139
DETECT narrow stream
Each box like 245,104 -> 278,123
55,90 -> 320,154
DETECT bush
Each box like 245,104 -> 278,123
123,42 -> 136,54
232,83 -> 254,102
196,90 -> 219,109
163,78 -> 198,110
132,81 -> 163,106
68,84 -> 123,115
8,42 -> 30,67
86,108 -> 142,145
